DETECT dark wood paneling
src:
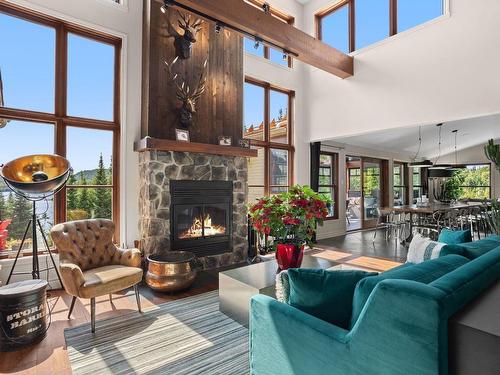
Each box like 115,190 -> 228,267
142,1 -> 243,145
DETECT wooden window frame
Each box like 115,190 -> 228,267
455,164 -> 492,200
316,0 -> 442,52
244,0 -> 295,68
319,152 -> 339,220
244,77 -> 294,197
0,3 -> 121,241
393,161 -> 408,206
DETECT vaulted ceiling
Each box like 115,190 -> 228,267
329,114 -> 500,160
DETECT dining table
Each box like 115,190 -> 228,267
379,202 -> 483,243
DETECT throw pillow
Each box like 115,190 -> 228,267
438,228 -> 473,245
287,268 -> 377,329
275,270 -> 290,303
407,233 -> 452,263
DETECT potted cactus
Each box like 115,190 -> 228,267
484,139 -> 500,172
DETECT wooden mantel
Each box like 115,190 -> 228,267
161,0 -> 354,78
134,137 -> 258,157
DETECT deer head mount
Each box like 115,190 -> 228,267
165,11 -> 203,59
165,56 -> 208,128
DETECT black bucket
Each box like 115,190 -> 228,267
0,279 -> 48,352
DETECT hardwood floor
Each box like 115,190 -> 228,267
0,230 -> 404,375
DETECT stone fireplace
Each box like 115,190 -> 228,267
138,150 -> 249,269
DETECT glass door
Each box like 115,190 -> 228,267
362,159 -> 382,229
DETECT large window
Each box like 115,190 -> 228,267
317,0 -> 444,53
412,167 -> 423,202
244,0 -> 294,67
0,4 -> 121,251
446,165 -> 491,200
393,162 -> 407,206
244,78 -> 294,202
319,153 -> 339,219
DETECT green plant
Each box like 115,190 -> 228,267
485,200 -> 500,235
248,185 -> 331,248
484,139 -> 500,173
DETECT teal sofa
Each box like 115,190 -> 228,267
249,237 -> 500,375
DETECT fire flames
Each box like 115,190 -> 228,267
179,214 -> 226,239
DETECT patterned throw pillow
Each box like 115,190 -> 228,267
407,233 -> 448,263
275,270 -> 290,303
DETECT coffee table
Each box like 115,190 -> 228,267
219,255 -> 341,327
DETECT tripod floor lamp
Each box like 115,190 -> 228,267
0,154 -> 72,285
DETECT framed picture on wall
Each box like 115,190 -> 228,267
175,129 -> 190,142
218,136 -> 232,146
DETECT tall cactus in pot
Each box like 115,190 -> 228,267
484,139 -> 500,172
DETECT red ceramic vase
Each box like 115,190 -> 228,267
276,243 -> 304,270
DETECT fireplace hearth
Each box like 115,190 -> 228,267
171,180 -> 233,257
138,151 -> 248,270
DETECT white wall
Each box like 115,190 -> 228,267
244,0 -> 310,186
302,0 -> 500,142
5,0 -> 143,247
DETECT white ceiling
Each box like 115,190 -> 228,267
294,0 -> 311,4
329,114 -> 500,160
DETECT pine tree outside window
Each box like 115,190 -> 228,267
0,5 -> 121,251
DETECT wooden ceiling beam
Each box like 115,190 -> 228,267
160,0 -> 354,79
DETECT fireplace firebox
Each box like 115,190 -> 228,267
170,180 -> 233,257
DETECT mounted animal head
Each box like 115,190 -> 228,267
166,11 -> 203,59
165,57 -> 208,127
178,12 -> 203,43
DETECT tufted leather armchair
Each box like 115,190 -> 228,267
51,219 -> 143,333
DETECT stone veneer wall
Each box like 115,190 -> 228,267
139,150 -> 249,269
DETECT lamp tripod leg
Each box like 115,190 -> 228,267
31,201 -> 40,280
6,219 -> 32,284
37,219 -> 63,287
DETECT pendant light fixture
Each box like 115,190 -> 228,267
429,123 -> 453,170
449,129 -> 467,170
409,126 -> 434,168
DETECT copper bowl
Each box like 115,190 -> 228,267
0,154 -> 71,195
146,251 -> 198,292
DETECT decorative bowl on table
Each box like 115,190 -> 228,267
145,251 -> 198,292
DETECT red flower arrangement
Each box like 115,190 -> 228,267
248,185 -> 331,248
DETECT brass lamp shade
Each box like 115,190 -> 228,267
0,154 -> 71,196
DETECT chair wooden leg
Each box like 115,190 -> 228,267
91,297 -> 96,333
109,294 -> 113,304
134,284 -> 142,313
68,296 -> 77,319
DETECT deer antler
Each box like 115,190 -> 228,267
164,57 -> 208,104
190,59 -> 208,102
177,11 -> 203,32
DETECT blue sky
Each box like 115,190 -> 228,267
322,0 -> 443,53
0,13 -> 114,173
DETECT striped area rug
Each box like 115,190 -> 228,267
64,291 -> 249,375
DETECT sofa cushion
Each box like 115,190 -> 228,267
350,254 -> 470,328
287,268 -> 377,329
457,239 -> 500,260
438,228 -> 472,244
406,233 -> 464,263
430,246 -> 500,317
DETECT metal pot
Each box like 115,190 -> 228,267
145,251 -> 198,292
